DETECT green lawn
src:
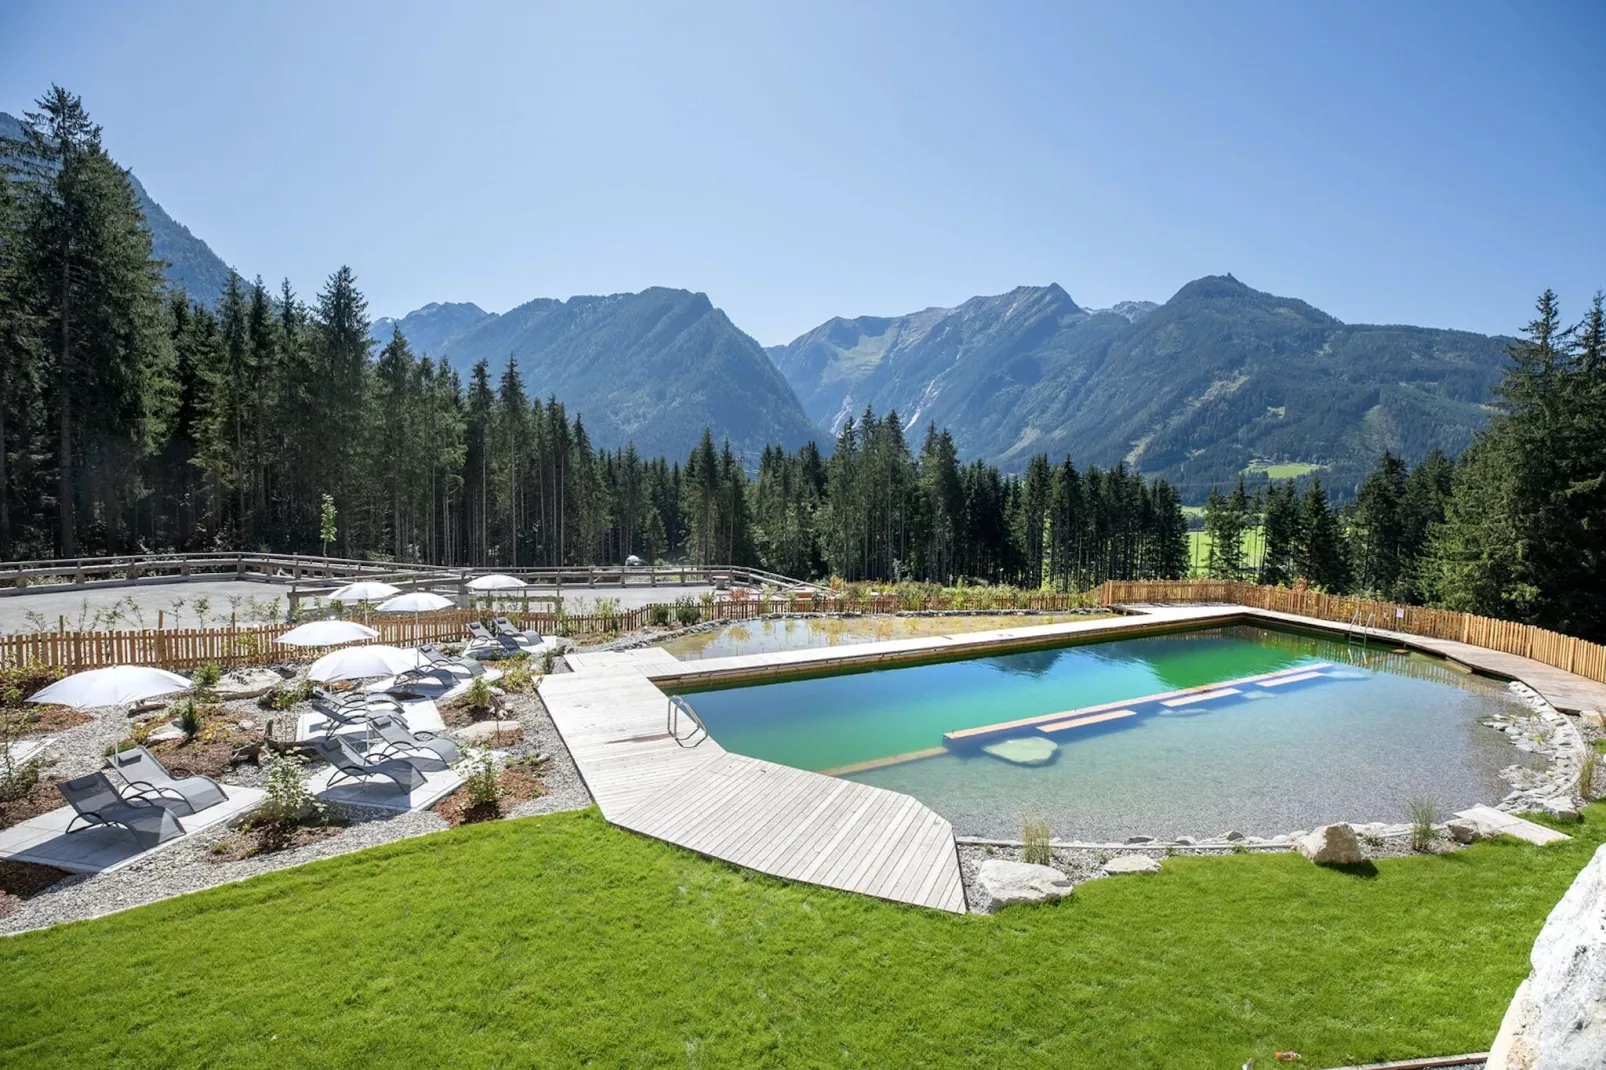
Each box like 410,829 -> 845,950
3,806 -> 1601,1068
1244,460 -> 1325,479
1188,525 -> 1267,575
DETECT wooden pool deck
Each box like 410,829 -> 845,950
542,649 -> 968,913
543,602 -> 1606,915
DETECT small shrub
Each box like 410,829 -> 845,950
1409,797 -> 1438,852
1579,748 -> 1601,802
673,596 -> 701,627
457,747 -> 504,811
192,662 -> 222,699
262,679 -> 314,711
465,676 -> 495,713
649,603 -> 671,627
176,699 -> 203,742
248,751 -> 324,848
1022,816 -> 1052,866
0,725 -> 41,804
501,661 -> 539,694
540,647 -> 557,674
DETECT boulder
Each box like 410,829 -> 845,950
1222,830 -> 1245,842
1486,843 -> 1606,1070
981,736 -> 1059,767
457,720 -> 524,743
1579,710 -> 1605,729
1534,797 -> 1581,822
1174,837 -> 1194,846
1296,823 -> 1364,866
1102,854 -> 1161,876
1125,835 -> 1155,844
1447,819 -> 1483,845
974,860 -> 1074,912
213,668 -> 284,700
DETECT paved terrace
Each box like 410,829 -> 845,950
546,603 -> 1606,914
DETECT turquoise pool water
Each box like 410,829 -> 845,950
682,625 -> 1534,840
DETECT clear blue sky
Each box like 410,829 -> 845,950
3,1 -> 1602,345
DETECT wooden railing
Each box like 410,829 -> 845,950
0,590 -> 1098,671
1098,579 -> 1606,686
0,552 -> 820,596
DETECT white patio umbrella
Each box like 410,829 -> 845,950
276,620 -> 380,647
466,573 -> 525,591
307,644 -> 422,683
327,581 -> 403,603
28,665 -> 192,709
376,592 -> 454,613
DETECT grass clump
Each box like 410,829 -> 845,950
1022,816 -> 1053,866
1409,797 -> 1439,852
1579,748 -> 1600,802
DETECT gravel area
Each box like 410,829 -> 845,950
0,669 -> 594,936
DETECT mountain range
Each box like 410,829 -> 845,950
768,276 -> 1508,495
6,106 -> 1515,497
372,290 -> 820,459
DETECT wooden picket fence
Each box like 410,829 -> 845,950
1098,579 -> 1606,685
0,590 -> 1098,672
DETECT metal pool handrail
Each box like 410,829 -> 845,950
666,695 -> 708,748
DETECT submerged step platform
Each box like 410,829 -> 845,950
943,662 -> 1336,749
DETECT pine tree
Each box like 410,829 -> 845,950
1296,478 -> 1350,592
6,86 -> 174,555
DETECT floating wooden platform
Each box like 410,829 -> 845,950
941,661 -> 1334,748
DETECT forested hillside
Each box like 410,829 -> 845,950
0,87 -> 1192,590
771,275 -> 1512,499
0,109 -> 233,309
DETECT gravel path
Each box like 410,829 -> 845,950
1,680 -> 593,936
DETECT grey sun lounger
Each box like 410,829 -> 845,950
417,644 -> 485,677
311,735 -> 429,795
493,617 -> 542,643
311,691 -> 405,730
107,745 -> 227,816
366,713 -> 460,767
57,771 -> 187,849
467,620 -> 515,647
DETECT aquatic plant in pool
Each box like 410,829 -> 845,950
681,625 -> 1538,841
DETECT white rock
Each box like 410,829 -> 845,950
974,859 -> 1074,912
1296,823 -> 1364,865
1102,855 -> 1161,876
1579,710 -> 1605,729
1486,843 -> 1606,1070
1174,836 -> 1194,846
1534,797 -> 1581,822
456,720 -> 523,742
981,736 -> 1059,767
213,668 -> 284,700
1446,819 -> 1483,845
145,723 -> 184,743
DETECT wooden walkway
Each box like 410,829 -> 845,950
541,650 -> 968,913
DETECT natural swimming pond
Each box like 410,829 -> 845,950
680,625 -> 1536,841
654,613 -> 1096,660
